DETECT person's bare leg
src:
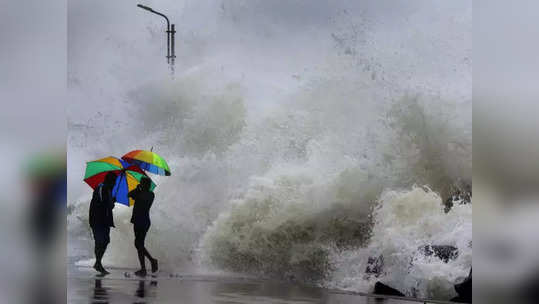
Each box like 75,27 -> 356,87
134,249 -> 147,277
94,245 -> 109,274
93,245 -> 101,271
142,248 -> 158,273
142,248 -> 154,261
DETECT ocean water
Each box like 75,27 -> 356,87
68,0 -> 471,301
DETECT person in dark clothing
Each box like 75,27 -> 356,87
128,177 -> 158,277
89,172 -> 117,274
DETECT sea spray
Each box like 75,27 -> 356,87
327,186 -> 472,299
200,164 -> 378,283
68,76 -> 471,293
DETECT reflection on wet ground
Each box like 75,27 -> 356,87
90,278 -> 159,304
75,278 -> 412,304
68,267 -> 446,304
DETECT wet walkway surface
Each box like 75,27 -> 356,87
68,266 -> 451,304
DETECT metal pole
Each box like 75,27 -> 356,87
166,24 -> 170,64
137,4 -> 173,72
170,24 -> 176,70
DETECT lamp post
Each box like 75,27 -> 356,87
137,4 -> 176,75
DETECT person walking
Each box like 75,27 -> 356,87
89,172 -> 116,274
128,177 -> 158,276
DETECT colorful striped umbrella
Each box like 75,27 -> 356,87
84,156 -> 156,206
122,150 -> 171,176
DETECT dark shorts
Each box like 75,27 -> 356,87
92,226 -> 110,247
134,224 -> 150,249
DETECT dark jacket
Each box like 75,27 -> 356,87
89,183 -> 115,228
128,187 -> 154,227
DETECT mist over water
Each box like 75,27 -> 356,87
68,0 -> 471,300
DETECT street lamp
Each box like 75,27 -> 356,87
137,4 -> 176,74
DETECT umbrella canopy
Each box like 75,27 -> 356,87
84,156 -> 156,206
122,150 -> 171,176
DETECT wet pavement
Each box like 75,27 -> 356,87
67,266 -> 449,304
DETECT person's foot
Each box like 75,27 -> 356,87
134,269 -> 147,277
150,259 -> 158,273
93,262 -> 103,272
94,263 -> 109,275
100,267 -> 110,275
